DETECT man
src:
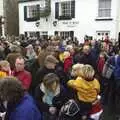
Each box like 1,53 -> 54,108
78,45 -> 97,69
14,56 -> 32,90
35,55 -> 59,88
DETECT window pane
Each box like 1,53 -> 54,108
98,33 -> 101,35
99,0 -> 111,8
98,0 -> 111,17
105,0 -> 111,8
99,0 -> 106,8
105,9 -> 111,17
27,5 -> 39,18
60,1 -> 71,17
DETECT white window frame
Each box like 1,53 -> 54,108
98,0 -> 111,18
96,31 -> 110,40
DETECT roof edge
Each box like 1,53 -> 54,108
18,0 -> 40,3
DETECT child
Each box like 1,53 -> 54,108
67,64 -> 100,115
0,60 -> 12,79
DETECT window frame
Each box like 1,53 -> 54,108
55,0 -> 75,20
98,0 -> 112,18
24,5 -> 40,22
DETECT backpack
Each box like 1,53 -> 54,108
58,99 -> 80,120
102,56 -> 115,79
114,55 -> 120,80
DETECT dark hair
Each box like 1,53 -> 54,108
43,73 -> 59,89
16,56 -> 24,60
0,76 -> 24,104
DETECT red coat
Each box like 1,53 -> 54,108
89,101 -> 102,115
13,70 -> 32,90
64,56 -> 72,73
97,56 -> 105,73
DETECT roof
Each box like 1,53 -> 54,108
18,0 -> 40,3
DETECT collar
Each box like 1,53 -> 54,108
40,83 -> 60,96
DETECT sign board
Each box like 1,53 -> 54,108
62,21 -> 79,27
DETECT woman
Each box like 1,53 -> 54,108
26,44 -> 37,60
0,76 -> 41,120
35,73 -> 69,120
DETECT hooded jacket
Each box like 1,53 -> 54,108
5,93 -> 41,120
67,77 -> 100,103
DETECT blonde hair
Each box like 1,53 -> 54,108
63,51 -> 70,59
0,60 -> 10,69
80,64 -> 95,80
71,64 -> 84,77
72,63 -> 84,71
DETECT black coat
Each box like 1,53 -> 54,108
34,84 -> 69,113
25,58 -> 40,95
78,52 -> 97,69
35,66 -> 56,85
35,64 -> 69,90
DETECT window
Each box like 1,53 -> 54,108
55,31 -> 74,39
55,0 -> 75,20
40,31 -> 48,39
96,31 -> 110,40
26,31 -> 48,39
24,5 -> 40,22
27,5 -> 39,18
29,32 -> 36,37
60,2 -> 71,17
39,0 -> 51,17
98,0 -> 111,17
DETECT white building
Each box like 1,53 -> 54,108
0,0 -> 5,37
19,0 -> 120,42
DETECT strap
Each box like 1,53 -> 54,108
115,55 -> 119,67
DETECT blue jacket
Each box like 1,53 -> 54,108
6,93 -> 41,120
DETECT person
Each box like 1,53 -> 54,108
78,45 -> 97,69
13,56 -> 32,90
25,44 -> 37,60
35,73 -> 69,120
35,55 -> 59,87
67,64 -> 100,115
63,51 -> 73,74
0,76 -> 42,120
0,60 -> 12,79
6,45 -> 21,70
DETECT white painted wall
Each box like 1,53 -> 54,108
19,0 -> 118,42
117,0 -> 120,39
0,0 -> 3,16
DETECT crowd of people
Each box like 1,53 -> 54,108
0,35 -> 119,120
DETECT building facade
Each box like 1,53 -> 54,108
0,0 -> 5,37
19,0 -> 120,42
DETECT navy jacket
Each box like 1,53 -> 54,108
5,93 -> 41,120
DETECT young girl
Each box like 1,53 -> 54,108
67,64 -> 100,115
